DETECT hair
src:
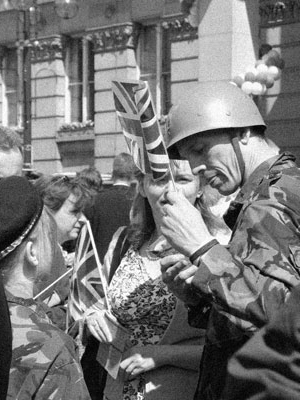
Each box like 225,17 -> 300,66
77,167 -> 103,195
112,152 -> 135,182
0,126 -> 22,153
0,207 -> 60,284
33,175 -> 90,214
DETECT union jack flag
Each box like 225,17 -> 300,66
68,222 -> 108,322
112,79 -> 170,181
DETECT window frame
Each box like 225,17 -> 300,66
137,21 -> 171,119
1,46 -> 23,128
64,36 -> 94,125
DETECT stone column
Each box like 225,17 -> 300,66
197,0 -> 260,82
30,36 -> 65,173
89,23 -> 140,175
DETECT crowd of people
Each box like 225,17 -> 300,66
0,79 -> 300,400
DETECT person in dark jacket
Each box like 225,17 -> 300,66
84,152 -> 136,264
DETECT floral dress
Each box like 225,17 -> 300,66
107,246 -> 177,400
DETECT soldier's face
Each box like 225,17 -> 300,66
178,131 -> 242,196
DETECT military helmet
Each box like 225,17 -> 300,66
167,81 -> 266,159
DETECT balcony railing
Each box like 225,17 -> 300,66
56,121 -> 94,142
260,0 -> 300,26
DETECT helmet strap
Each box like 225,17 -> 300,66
231,135 -> 245,186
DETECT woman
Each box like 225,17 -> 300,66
33,175 -> 90,321
34,175 -> 88,245
84,160 -> 230,400
0,176 -> 91,399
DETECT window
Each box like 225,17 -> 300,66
1,47 -> 18,126
137,23 -> 171,118
65,37 -> 94,124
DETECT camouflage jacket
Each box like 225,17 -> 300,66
190,152 -> 300,399
6,293 -> 91,400
224,283 -> 300,400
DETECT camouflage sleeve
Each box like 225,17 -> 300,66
192,195 -> 300,330
224,283 -> 300,400
34,352 -> 91,400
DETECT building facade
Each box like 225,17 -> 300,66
0,0 -> 299,175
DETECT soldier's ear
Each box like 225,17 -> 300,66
23,240 -> 39,280
24,240 -> 38,267
239,128 -> 251,145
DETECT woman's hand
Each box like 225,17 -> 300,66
85,310 -> 116,342
119,346 -> 158,381
119,344 -> 203,381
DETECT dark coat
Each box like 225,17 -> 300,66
0,279 -> 11,400
84,184 -> 135,264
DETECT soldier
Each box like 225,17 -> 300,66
0,126 -> 23,399
0,176 -> 91,399
159,81 -> 300,399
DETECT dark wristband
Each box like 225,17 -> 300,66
189,239 -> 219,264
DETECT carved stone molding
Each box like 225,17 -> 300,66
162,16 -> 198,42
30,36 -> 64,63
85,23 -> 140,53
56,127 -> 95,142
260,0 -> 300,26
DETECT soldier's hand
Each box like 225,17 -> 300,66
160,254 -> 200,306
160,183 -> 213,256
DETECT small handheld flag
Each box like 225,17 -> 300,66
112,79 -> 174,184
68,221 -> 110,322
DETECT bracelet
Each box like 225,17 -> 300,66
189,239 -> 219,264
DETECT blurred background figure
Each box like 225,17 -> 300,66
0,176 -> 91,399
0,125 -> 23,178
85,152 -> 136,264
77,166 -> 103,206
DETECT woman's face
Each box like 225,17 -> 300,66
52,193 -> 85,244
139,160 -> 200,229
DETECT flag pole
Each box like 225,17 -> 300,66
86,220 -> 111,313
168,163 -> 177,191
33,268 -> 73,300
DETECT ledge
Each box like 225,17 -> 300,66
56,128 -> 95,142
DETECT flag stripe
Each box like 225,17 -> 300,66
112,81 -> 137,114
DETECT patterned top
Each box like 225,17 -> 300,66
7,293 -> 91,400
108,246 -> 176,400
189,152 -> 300,399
